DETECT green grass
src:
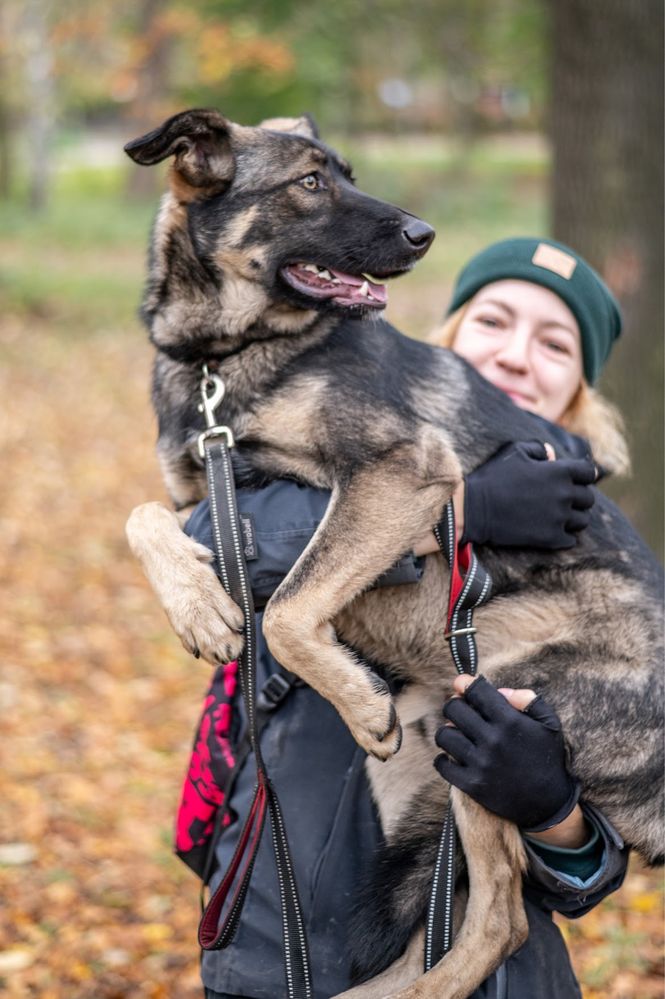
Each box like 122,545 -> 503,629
0,164 -> 157,245
0,166 -> 156,332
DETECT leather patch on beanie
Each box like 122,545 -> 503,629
532,242 -> 577,279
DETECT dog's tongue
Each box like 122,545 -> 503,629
284,262 -> 388,307
328,267 -> 388,305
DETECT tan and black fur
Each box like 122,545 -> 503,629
124,109 -> 664,999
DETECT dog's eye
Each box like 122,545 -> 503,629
300,173 -> 325,191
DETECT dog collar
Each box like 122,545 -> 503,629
154,338 -> 250,366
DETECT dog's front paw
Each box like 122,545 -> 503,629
339,676 -> 402,761
163,557 -> 246,666
126,502 -> 246,665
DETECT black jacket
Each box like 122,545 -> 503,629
187,476 -> 628,999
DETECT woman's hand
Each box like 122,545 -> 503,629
462,440 -> 597,548
413,440 -> 597,554
434,675 -> 585,843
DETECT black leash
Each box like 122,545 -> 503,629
195,368 -> 312,999
192,363 -> 488,982
425,501 -> 492,970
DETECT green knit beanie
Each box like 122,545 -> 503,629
446,237 -> 622,384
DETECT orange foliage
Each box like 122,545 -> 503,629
39,4 -> 294,99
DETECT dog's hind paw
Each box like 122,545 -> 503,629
340,684 -> 403,761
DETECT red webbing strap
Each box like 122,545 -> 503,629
447,539 -> 472,621
434,500 -> 492,677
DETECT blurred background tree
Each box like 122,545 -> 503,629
550,0 -> 664,545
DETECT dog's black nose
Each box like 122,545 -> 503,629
402,219 -> 435,251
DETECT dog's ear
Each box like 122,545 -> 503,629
124,108 -> 235,194
259,113 -> 320,140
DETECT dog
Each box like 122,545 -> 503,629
124,108 -> 664,999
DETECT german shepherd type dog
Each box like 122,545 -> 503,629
124,109 -> 663,999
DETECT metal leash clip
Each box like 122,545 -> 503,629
197,364 -> 235,457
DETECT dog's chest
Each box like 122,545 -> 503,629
222,370 -> 409,484
248,379 -> 326,452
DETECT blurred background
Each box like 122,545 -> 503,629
0,2 -> 662,997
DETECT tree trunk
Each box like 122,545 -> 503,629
125,0 -> 172,200
0,87 -> 12,199
0,3 -> 13,199
22,0 -> 55,212
549,0 -> 664,556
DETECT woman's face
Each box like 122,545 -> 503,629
452,279 -> 584,423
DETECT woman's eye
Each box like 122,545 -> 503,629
476,315 -> 502,329
300,173 -> 323,191
544,340 -> 570,355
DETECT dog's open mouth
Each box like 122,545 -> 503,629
281,263 -> 388,309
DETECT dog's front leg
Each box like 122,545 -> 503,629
126,501 -> 245,664
262,430 -> 461,760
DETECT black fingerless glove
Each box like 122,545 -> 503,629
434,676 -> 580,831
462,441 -> 596,549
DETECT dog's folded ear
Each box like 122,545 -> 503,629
124,108 -> 235,195
258,114 -> 320,141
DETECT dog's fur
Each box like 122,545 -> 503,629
124,109 -> 664,999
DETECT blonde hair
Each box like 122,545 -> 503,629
430,306 -> 631,476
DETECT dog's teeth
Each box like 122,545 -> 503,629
319,269 -> 333,281
303,264 -> 319,273
359,280 -> 370,297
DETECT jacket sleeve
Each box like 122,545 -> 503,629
527,413 -> 594,462
184,480 -> 423,606
521,801 -> 629,918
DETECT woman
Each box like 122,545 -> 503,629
185,238 -> 631,999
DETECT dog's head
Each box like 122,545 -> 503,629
125,109 -> 434,342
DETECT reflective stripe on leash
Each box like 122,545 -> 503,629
425,500 -> 493,970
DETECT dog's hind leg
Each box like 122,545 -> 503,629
262,428 -> 461,760
366,791 -> 527,999
126,501 -> 246,664
333,927 -> 427,999
335,793 -> 527,999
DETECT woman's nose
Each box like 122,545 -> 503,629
495,332 -> 530,372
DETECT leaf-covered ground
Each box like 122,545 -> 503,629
0,148 -> 662,998
2,312 -> 663,999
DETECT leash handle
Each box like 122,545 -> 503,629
425,500 -> 492,972
197,411 -> 312,998
199,772 -> 269,949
